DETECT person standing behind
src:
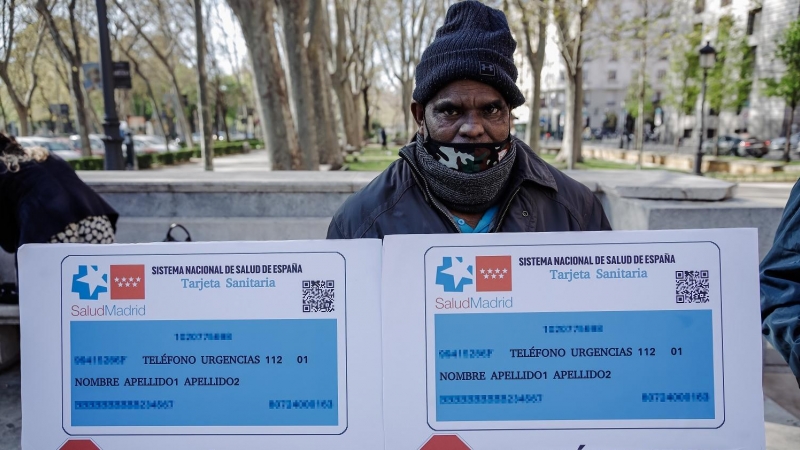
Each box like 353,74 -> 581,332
380,128 -> 388,150
0,133 -> 118,255
761,180 -> 800,388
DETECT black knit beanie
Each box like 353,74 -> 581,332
413,0 -> 525,108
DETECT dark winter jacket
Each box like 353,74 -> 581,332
0,154 -> 118,253
327,138 -> 610,239
761,179 -> 800,387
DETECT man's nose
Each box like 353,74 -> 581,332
458,112 -> 485,140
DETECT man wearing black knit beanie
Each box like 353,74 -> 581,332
327,0 -> 610,239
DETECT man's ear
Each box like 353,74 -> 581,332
411,101 -> 425,132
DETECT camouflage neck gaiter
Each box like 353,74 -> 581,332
414,133 -> 516,214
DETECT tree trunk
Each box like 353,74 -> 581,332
195,0 -> 214,171
169,74 -> 193,148
674,112 -> 682,151
228,0 -> 301,170
279,0 -> 319,169
572,66 -> 583,167
0,71 -> 31,136
526,51 -> 544,153
308,0 -> 342,167
636,76 -> 645,168
0,100 -> 7,133
785,105 -> 795,163
219,96 -> 230,143
401,79 -> 414,141
558,75 -> 575,169
521,1 -> 546,154
332,0 -> 362,150
363,86 -> 371,138
334,80 -> 361,150
14,105 -> 29,136
68,63 -> 92,156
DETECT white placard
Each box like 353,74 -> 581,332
19,239 -> 383,449
381,229 -> 764,450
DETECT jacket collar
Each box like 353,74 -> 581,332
398,136 -> 558,193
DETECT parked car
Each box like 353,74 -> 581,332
16,137 -> 82,160
132,135 -> 170,154
768,132 -> 800,153
737,136 -> 768,158
215,131 -> 247,141
701,135 -> 742,156
69,134 -> 106,155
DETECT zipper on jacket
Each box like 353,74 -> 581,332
493,186 -> 522,232
399,152 -> 461,232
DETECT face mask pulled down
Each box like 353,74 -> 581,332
414,121 -> 517,214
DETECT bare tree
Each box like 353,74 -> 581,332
228,0 -> 301,169
0,0 -> 45,136
308,0 -> 343,167
112,0 -> 194,147
377,0 -> 444,141
111,26 -> 171,152
553,0 -> 596,169
331,0 -> 362,150
35,0 -> 92,155
194,0 -> 212,169
506,0 -> 547,153
278,0 -> 319,169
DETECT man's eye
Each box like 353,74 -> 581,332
486,106 -> 500,114
443,109 -> 459,116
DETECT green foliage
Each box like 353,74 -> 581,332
733,40 -> 755,113
136,154 -> 154,169
65,140 -> 259,171
67,157 -> 105,171
624,74 -> 655,119
706,15 -> 753,115
762,19 -> 800,110
665,22 -> 702,115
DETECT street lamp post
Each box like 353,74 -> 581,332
95,0 -> 124,170
695,41 -> 717,176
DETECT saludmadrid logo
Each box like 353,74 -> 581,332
434,295 -> 513,310
70,264 -> 146,317
71,303 -> 145,317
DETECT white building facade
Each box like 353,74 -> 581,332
517,0 -> 800,143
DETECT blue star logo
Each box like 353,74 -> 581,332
436,257 -> 473,292
71,265 -> 108,300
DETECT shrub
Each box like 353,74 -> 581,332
68,156 -> 104,171
159,152 -> 175,165
136,154 -> 154,169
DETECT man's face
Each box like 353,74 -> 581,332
412,79 -> 511,144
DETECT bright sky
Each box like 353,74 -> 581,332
209,2 -> 248,75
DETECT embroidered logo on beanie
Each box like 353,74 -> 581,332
479,62 -> 496,77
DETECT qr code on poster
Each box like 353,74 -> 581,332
302,280 -> 335,312
675,270 -> 710,303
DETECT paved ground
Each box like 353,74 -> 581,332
0,360 -> 798,449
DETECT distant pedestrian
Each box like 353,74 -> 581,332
0,133 -> 118,256
380,128 -> 387,149
123,130 -> 135,170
